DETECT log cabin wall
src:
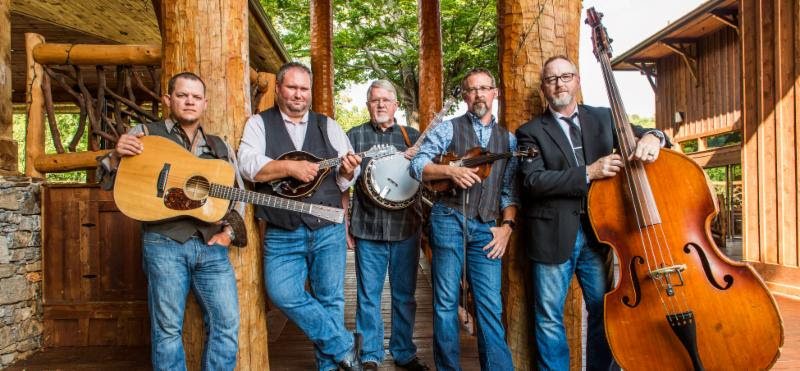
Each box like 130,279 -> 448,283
655,26 -> 742,144
740,0 -> 800,297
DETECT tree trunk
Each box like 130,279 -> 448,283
0,0 -> 16,173
497,0 -> 583,370
418,0 -> 443,131
160,1 -> 269,370
310,0 -> 335,118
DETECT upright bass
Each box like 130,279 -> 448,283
585,8 -> 783,370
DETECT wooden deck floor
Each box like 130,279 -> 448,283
8,256 -> 800,370
267,250 -> 481,370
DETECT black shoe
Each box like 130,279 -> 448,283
363,361 -> 379,370
337,333 -> 363,371
395,357 -> 430,371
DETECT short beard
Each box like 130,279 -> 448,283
549,94 -> 574,109
471,103 -> 489,117
373,114 -> 392,125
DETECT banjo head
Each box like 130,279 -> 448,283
365,154 -> 420,204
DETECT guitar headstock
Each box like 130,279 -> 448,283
365,144 -> 398,159
514,146 -> 539,158
585,7 -> 613,61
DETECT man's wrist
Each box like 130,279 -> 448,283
501,219 -> 515,230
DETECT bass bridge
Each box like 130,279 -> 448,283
649,264 -> 687,297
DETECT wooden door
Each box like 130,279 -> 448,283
42,185 -> 149,347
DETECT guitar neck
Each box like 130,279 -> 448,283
208,184 -> 343,223
317,150 -> 375,169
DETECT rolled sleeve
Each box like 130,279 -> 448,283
409,121 -> 453,181
237,114 -> 274,182
326,118 -> 360,191
500,132 -> 519,210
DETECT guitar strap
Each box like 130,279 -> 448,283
397,124 -> 412,148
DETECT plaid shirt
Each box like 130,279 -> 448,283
347,121 -> 421,241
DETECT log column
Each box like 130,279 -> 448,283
0,0 -> 16,173
24,33 -> 45,178
498,0 -> 583,369
418,0 -> 443,131
310,0 -> 334,117
160,1 -> 268,370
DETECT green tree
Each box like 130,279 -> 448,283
334,93 -> 370,132
13,113 -> 88,183
628,114 -> 655,129
260,0 -> 497,126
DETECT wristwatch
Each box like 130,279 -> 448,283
225,227 -> 236,240
501,219 -> 516,230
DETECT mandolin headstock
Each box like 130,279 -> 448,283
585,7 -> 613,61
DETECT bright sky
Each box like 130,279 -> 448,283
344,0 -> 706,122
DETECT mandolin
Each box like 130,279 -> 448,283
426,146 -> 537,193
269,145 -> 397,198
114,136 -> 344,224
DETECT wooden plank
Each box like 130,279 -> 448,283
310,0 -> 334,118
0,0 -> 16,172
418,0 -> 442,131
795,0 -> 800,269
761,0 -> 779,265
24,32 -> 44,178
741,0 -> 761,262
32,43 -> 161,66
777,0 -> 798,268
686,144 -> 742,168
34,150 -> 112,173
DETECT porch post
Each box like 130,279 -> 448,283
418,0 -> 443,131
160,1 -> 269,369
0,0 -> 16,173
310,0 -> 335,117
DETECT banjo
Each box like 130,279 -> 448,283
361,88 -> 461,210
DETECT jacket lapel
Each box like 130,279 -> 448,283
541,111 -> 578,167
578,105 -> 601,162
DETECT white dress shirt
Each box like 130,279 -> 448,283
237,109 -> 359,192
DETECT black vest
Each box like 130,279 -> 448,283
141,121 -> 230,243
254,107 -> 343,231
438,114 -> 508,222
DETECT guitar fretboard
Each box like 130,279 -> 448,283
208,183 -> 341,221
317,149 -> 384,169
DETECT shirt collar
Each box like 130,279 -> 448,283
466,111 -> 497,128
548,105 -> 579,121
165,118 -> 205,139
280,110 -> 309,125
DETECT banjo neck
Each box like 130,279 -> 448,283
412,87 -> 463,150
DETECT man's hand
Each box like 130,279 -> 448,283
207,228 -> 232,247
632,132 -> 662,164
339,152 -> 362,180
288,160 -> 320,183
448,167 -> 482,189
587,154 -> 624,180
113,133 -> 145,158
483,224 -> 512,259
404,146 -> 419,160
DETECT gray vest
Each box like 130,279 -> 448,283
254,107 -> 343,231
438,114 -> 508,222
141,121 -> 230,243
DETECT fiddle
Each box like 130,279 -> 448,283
425,146 -> 536,193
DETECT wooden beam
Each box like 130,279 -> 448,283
684,144 -> 741,168
24,33 -> 45,178
33,150 -> 111,173
631,61 -> 657,92
0,0 -> 17,173
498,0 -> 583,369
161,1 -> 268,370
711,8 -> 739,33
310,0 -> 334,117
33,43 -> 161,66
661,38 -> 699,86
255,72 -> 276,113
418,0 -> 443,131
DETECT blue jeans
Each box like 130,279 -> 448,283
263,223 -> 354,371
429,203 -> 513,371
531,223 -> 613,371
142,232 -> 240,371
355,232 -> 420,365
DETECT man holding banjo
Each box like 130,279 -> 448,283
346,80 -> 430,371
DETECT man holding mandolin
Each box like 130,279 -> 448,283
516,55 -> 668,371
237,62 -> 364,371
409,68 -> 517,370
98,72 -> 246,371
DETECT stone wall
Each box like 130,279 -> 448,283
0,176 -> 43,368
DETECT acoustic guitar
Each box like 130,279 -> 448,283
269,145 -> 397,198
114,136 -> 344,224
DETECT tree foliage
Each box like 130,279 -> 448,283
13,113 -> 88,182
260,0 -> 497,126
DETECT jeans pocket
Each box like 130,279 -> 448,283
429,203 -> 454,217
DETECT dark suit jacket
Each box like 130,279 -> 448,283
516,104 -> 669,264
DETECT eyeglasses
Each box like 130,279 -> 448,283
464,86 -> 496,95
542,73 -> 576,85
368,98 -> 396,105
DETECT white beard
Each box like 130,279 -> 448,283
471,103 -> 489,117
374,114 -> 392,125
550,93 -> 574,108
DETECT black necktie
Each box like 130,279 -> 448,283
560,115 -> 584,166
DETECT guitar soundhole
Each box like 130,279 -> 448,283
185,176 -> 210,200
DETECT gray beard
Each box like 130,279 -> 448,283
374,114 -> 392,125
471,104 -> 489,117
549,94 -> 574,108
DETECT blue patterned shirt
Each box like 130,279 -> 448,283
410,112 -> 519,210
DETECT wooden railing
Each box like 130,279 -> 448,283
24,34 -> 274,177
